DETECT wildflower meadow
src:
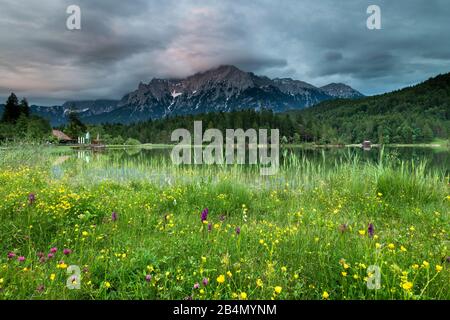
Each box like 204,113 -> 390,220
0,146 -> 448,300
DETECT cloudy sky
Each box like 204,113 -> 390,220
0,0 -> 449,105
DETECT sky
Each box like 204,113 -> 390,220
0,0 -> 449,105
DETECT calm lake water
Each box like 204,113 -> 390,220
49,146 -> 449,187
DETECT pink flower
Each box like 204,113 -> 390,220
18,256 -> 25,262
193,283 -> 200,289
145,274 -> 152,282
47,253 -> 54,259
7,252 -> 16,259
63,249 -> 72,255
50,247 -> 57,253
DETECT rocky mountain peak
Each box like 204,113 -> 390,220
320,83 -> 364,99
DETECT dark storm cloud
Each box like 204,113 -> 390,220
0,0 -> 449,104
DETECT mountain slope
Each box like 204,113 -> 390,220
320,83 -> 364,99
30,100 -> 120,126
291,73 -> 450,144
113,65 -> 361,123
1,65 -> 363,125
101,72 -> 449,145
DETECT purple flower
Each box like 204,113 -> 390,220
208,223 -> 212,231
63,248 -> 72,255
47,253 -> 54,259
28,193 -> 35,205
7,252 -> 16,259
18,256 -> 25,262
235,227 -> 241,235
193,283 -> 200,289
111,211 -> 118,222
202,277 -> 209,286
201,208 -> 209,222
50,247 -> 57,253
145,274 -> 152,282
368,223 -> 375,238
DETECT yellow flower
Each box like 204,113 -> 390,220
358,230 -> 366,236
281,266 -> 287,273
226,271 -> 233,278
341,272 -> 347,277
240,292 -> 248,300
274,286 -> 282,294
402,282 -> 413,291
343,263 -> 350,269
82,231 -> 89,237
199,289 -> 205,294
409,226 -> 415,232
412,264 -> 419,270
201,256 -> 207,263
388,243 -> 395,250
353,274 -> 359,280
104,281 -> 111,288
0,278 -> 3,284
259,239 -> 264,245
57,263 -> 68,269
322,291 -> 329,299
216,275 -> 225,284
435,265 -> 443,272
400,246 -> 407,252
422,261 -> 430,269
375,243 -> 381,249
377,192 -> 383,197
50,274 -> 56,281
256,278 -> 263,287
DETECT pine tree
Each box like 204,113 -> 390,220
1,93 -> 20,123
19,98 -> 30,118
66,111 -> 87,138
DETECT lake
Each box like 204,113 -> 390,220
49,145 -> 449,189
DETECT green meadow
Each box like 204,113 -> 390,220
0,145 -> 448,300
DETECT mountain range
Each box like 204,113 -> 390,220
0,65 -> 363,125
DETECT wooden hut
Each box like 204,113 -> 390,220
52,130 -> 76,144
